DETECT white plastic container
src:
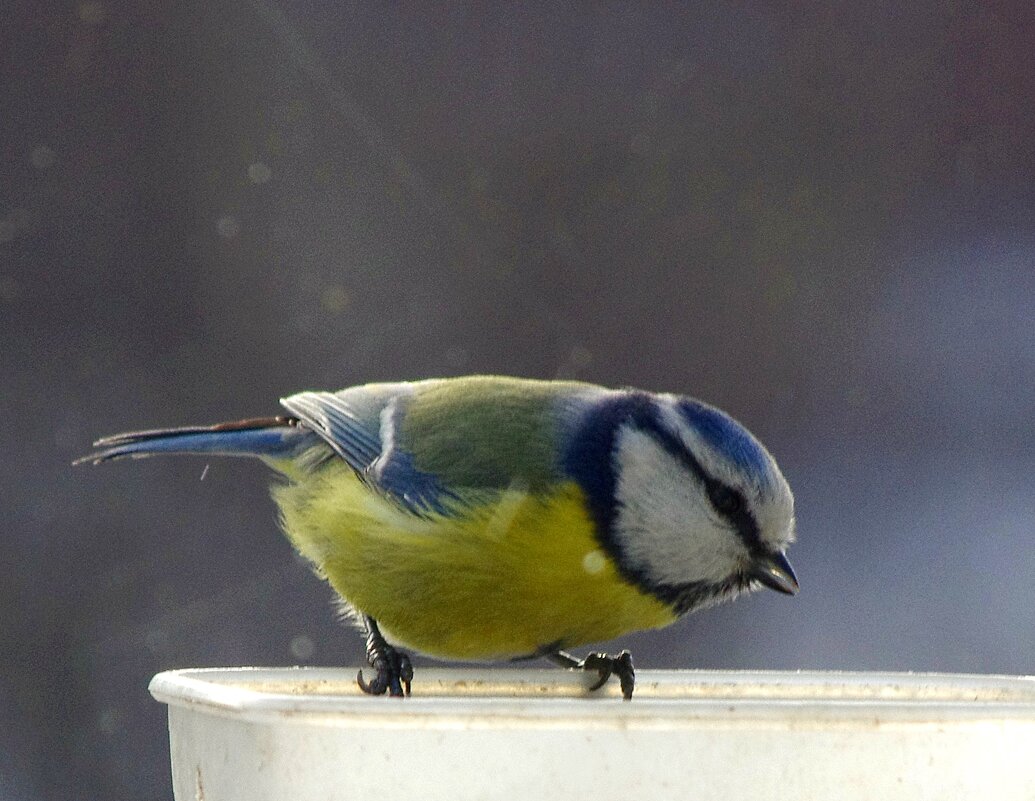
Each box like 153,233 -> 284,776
150,667 -> 1035,800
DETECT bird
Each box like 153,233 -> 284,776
77,375 -> 798,699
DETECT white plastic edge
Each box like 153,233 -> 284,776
149,667 -> 1035,726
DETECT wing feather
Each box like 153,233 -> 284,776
280,391 -> 382,473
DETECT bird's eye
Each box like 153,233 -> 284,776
708,485 -> 743,517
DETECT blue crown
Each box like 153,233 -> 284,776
675,399 -> 771,483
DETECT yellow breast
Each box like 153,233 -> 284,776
271,463 -> 677,660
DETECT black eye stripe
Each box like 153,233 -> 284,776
708,484 -> 744,516
647,420 -> 761,548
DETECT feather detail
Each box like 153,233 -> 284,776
280,391 -> 383,473
73,416 -> 311,464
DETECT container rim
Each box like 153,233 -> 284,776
149,667 -> 1035,726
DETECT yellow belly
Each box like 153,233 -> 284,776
271,463 -> 676,660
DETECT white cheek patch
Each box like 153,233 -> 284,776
659,395 -> 796,553
612,427 -> 745,587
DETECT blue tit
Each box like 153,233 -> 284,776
79,375 -> 798,699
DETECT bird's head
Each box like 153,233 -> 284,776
568,391 -> 797,615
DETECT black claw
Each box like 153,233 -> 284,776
546,649 -> 636,699
581,653 -> 614,691
356,663 -> 388,695
398,653 -> 413,695
357,617 -> 412,698
613,650 -> 635,701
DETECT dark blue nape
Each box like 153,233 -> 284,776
561,392 -> 660,567
675,398 -> 770,481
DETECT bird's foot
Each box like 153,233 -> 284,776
547,649 -> 636,700
357,618 -> 413,697
357,649 -> 412,697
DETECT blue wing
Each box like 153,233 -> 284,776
279,391 -> 382,473
280,387 -> 459,516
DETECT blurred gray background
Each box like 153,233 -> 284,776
3,1 -> 1034,798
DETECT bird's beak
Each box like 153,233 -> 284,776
750,551 -> 799,595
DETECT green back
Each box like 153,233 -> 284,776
398,376 -> 596,491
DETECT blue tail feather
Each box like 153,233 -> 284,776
75,418 -> 314,465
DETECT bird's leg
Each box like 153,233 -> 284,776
546,649 -> 636,700
356,616 -> 413,697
